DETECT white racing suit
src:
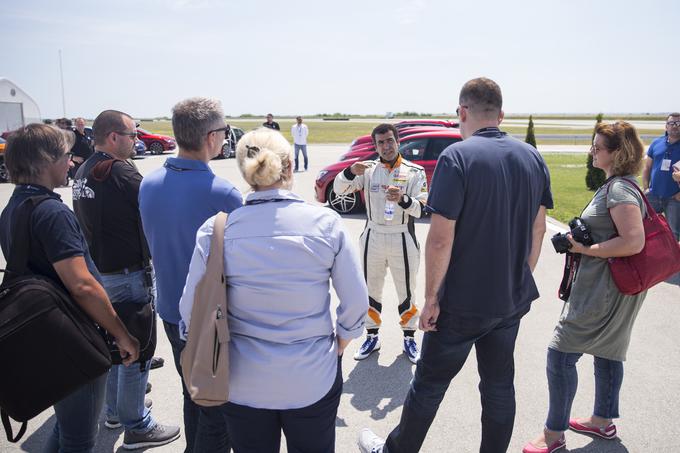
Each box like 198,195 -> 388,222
333,155 -> 428,334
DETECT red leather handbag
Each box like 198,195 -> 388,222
607,179 -> 680,295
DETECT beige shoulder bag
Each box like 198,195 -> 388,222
180,212 -> 230,407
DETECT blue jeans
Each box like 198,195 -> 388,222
385,310 -> 523,453
163,321 -> 231,453
101,269 -> 155,433
545,348 -> 623,432
647,193 -> 680,285
44,373 -> 107,453
294,144 -> 308,171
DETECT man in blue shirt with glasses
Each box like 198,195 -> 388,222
642,112 -> 680,285
139,97 -> 243,452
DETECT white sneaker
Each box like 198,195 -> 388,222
403,336 -> 419,364
358,428 -> 386,453
353,335 -> 381,360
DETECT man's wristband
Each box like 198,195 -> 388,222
343,167 -> 356,180
398,194 -> 413,209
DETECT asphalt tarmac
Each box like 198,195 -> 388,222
1,144 -> 678,452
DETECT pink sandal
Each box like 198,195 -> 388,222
522,435 -> 566,453
569,418 -> 617,439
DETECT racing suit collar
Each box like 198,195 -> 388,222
380,154 -> 402,171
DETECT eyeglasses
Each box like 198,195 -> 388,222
667,121 -> 680,127
114,131 -> 137,139
456,105 -> 469,116
590,145 -> 609,153
208,126 -> 230,137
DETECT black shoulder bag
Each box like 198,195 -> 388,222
0,195 -> 111,443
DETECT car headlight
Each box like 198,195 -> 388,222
316,170 -> 329,181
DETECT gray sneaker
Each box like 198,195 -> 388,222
358,428 -> 385,453
122,423 -> 180,450
105,398 -> 153,429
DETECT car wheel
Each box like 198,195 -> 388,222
217,144 -> 229,159
149,142 -> 164,154
327,185 -> 361,214
0,162 -> 8,183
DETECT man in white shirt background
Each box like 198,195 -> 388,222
291,116 -> 309,172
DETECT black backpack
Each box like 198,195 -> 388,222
0,195 -> 112,442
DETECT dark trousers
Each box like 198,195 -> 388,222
163,321 -> 231,453
223,356 -> 343,453
385,310 -> 523,453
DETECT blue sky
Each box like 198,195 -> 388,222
2,0 -> 679,118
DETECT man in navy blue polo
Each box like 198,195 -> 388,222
642,112 -> 680,285
139,97 -> 242,452
359,77 -> 553,453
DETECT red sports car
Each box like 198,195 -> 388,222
136,128 -> 176,155
340,126 -> 455,161
348,120 -> 458,149
0,137 -> 7,183
395,119 -> 458,128
315,129 -> 462,213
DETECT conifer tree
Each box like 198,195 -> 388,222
525,115 -> 537,148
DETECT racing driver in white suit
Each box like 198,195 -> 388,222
334,123 -> 428,363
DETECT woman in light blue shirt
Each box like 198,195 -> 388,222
179,127 -> 367,452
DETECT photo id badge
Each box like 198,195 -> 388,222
661,159 -> 672,171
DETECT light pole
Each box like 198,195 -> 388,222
59,49 -> 66,117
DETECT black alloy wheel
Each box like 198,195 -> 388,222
0,162 -> 9,183
149,142 -> 164,155
326,185 -> 361,214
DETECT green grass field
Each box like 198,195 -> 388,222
139,120 -> 383,145
139,120 -> 657,146
504,114 -> 668,121
541,154 -> 593,224
501,126 -> 659,136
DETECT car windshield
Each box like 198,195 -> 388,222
397,122 -> 445,129
399,139 -> 428,160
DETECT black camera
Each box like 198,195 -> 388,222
551,217 -> 594,254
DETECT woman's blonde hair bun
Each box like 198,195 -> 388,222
236,128 -> 293,189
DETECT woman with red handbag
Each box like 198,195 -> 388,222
524,122 -> 648,453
